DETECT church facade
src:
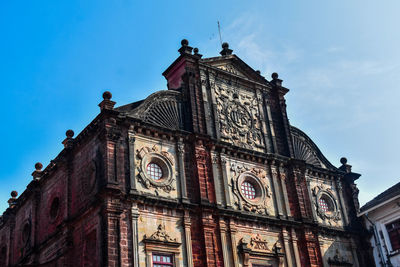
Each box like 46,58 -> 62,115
0,40 -> 373,267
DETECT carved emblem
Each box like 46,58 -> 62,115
144,224 -> 177,243
136,146 -> 175,193
214,81 -> 265,151
241,234 -> 271,252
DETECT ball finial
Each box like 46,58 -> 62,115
193,47 -> 199,54
271,72 -> 279,79
222,42 -> 229,49
35,162 -> 43,171
181,39 -> 189,46
11,191 -> 18,198
340,157 -> 347,165
102,91 -> 112,100
66,129 -> 74,138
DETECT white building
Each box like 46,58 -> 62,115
359,182 -> 400,267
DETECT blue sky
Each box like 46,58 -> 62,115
1,1 -> 399,213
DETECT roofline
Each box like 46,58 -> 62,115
358,194 -> 400,216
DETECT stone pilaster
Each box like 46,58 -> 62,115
279,165 -> 291,217
282,228 -> 293,267
183,211 -> 194,267
270,163 -> 284,217
219,219 -> 231,267
131,204 -> 139,267
229,221 -> 239,267
128,129 -> 137,193
177,138 -> 188,201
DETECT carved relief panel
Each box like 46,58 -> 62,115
213,78 -> 265,152
228,159 -> 275,216
319,235 -> 356,267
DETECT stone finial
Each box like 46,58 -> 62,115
193,47 -> 202,58
11,191 -> 18,198
220,42 -> 233,56
271,72 -> 282,87
339,157 -> 352,173
98,91 -> 116,111
8,191 -> 18,208
32,162 -> 43,181
62,129 -> 75,149
178,39 -> 193,55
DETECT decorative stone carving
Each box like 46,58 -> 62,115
230,163 -> 271,215
242,234 -> 271,252
216,64 -> 246,77
136,146 -> 175,193
328,248 -> 353,266
214,81 -> 265,151
128,90 -> 182,130
240,234 -> 284,267
350,183 -> 360,213
144,224 -> 177,243
312,184 -> 341,223
291,126 -> 336,170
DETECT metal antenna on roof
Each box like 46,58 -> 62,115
217,21 -> 223,46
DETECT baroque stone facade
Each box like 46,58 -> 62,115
0,40 -> 374,267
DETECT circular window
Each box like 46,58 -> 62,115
241,181 -> 256,200
146,163 -> 163,180
50,197 -> 60,220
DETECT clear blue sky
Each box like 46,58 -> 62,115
1,1 -> 399,213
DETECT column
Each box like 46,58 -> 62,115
211,149 -> 222,205
220,154 -> 232,208
270,162 -> 284,217
336,177 -> 349,225
291,229 -> 301,267
282,228 -> 293,267
229,220 -> 239,267
279,164 -> 291,217
128,129 -> 137,193
219,219 -> 231,267
177,138 -> 188,200
183,211 -> 194,267
131,204 -> 139,267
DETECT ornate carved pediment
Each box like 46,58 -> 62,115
215,63 -> 247,77
240,235 -> 284,267
242,234 -> 271,252
144,224 -> 177,243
